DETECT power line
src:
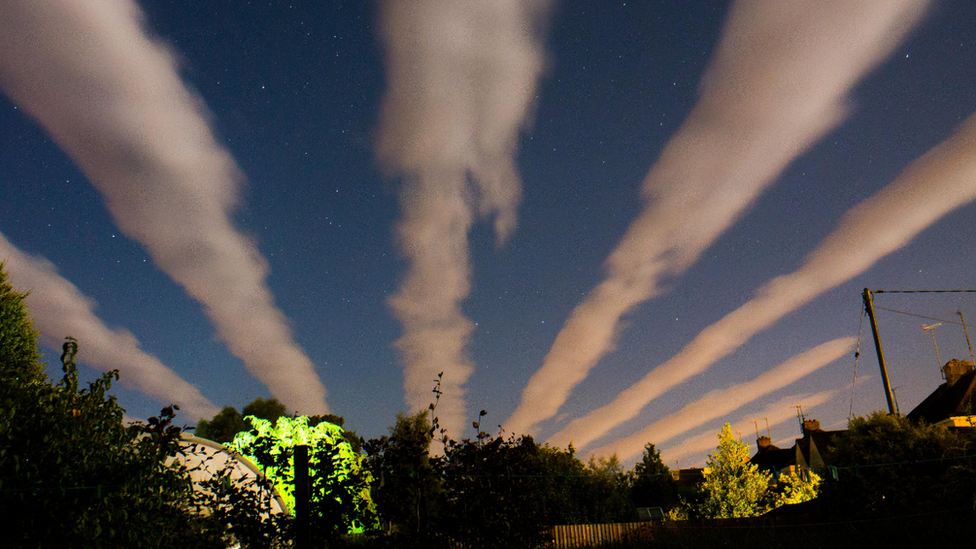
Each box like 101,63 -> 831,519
872,305 -> 968,326
873,289 -> 976,294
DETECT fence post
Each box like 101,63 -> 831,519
295,445 -> 311,549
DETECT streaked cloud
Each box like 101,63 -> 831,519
659,389 -> 837,467
376,0 -> 550,435
0,0 -> 327,414
506,0 -> 930,436
549,109 -> 976,450
0,232 -> 219,420
589,337 -> 853,461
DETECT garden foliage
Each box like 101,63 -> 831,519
229,414 -> 378,544
0,265 -> 289,547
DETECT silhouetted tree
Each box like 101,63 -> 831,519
364,410 -> 443,536
309,413 -> 346,427
630,442 -> 678,509
435,415 -> 637,547
359,373 -> 642,548
584,455 -> 636,523
196,405 -> 249,443
243,397 -> 287,423
822,411 -> 971,516
529,443 -> 591,525
196,397 -> 288,443
439,432 -> 553,548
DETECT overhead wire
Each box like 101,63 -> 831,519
872,305 -> 968,326
873,289 -> 976,294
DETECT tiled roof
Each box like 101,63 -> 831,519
751,444 -> 795,471
907,363 -> 976,424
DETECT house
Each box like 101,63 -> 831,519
793,419 -> 845,472
750,359 -> 976,476
671,467 -> 705,490
750,419 -> 844,478
750,436 -> 796,478
906,359 -> 976,428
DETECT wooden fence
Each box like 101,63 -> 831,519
549,522 -> 650,548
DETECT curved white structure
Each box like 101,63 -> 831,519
177,434 -> 289,516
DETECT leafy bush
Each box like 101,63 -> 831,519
229,414 -> 378,544
0,265 -> 289,547
0,337 -> 218,547
821,411 -> 973,516
670,424 -> 819,520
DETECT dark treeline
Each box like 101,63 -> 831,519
0,263 -> 677,548
195,394 -> 682,548
5,263 -> 976,548
358,403 -> 679,549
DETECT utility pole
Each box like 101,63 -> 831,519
863,288 -> 897,414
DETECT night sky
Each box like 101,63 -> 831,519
2,0 -> 975,468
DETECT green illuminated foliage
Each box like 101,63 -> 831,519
687,424 -> 774,519
701,424 -> 774,518
670,424 -> 823,520
774,470 -> 821,506
229,414 -> 377,542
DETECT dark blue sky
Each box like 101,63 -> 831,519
2,0 -> 975,466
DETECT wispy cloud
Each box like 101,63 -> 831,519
549,109 -> 976,450
505,0 -> 930,436
659,390 -> 837,467
0,0 -> 328,414
0,232 -> 220,420
589,337 -> 853,461
376,0 -> 550,435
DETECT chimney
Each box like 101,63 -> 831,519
942,359 -> 975,386
802,419 -> 821,435
757,436 -> 772,450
